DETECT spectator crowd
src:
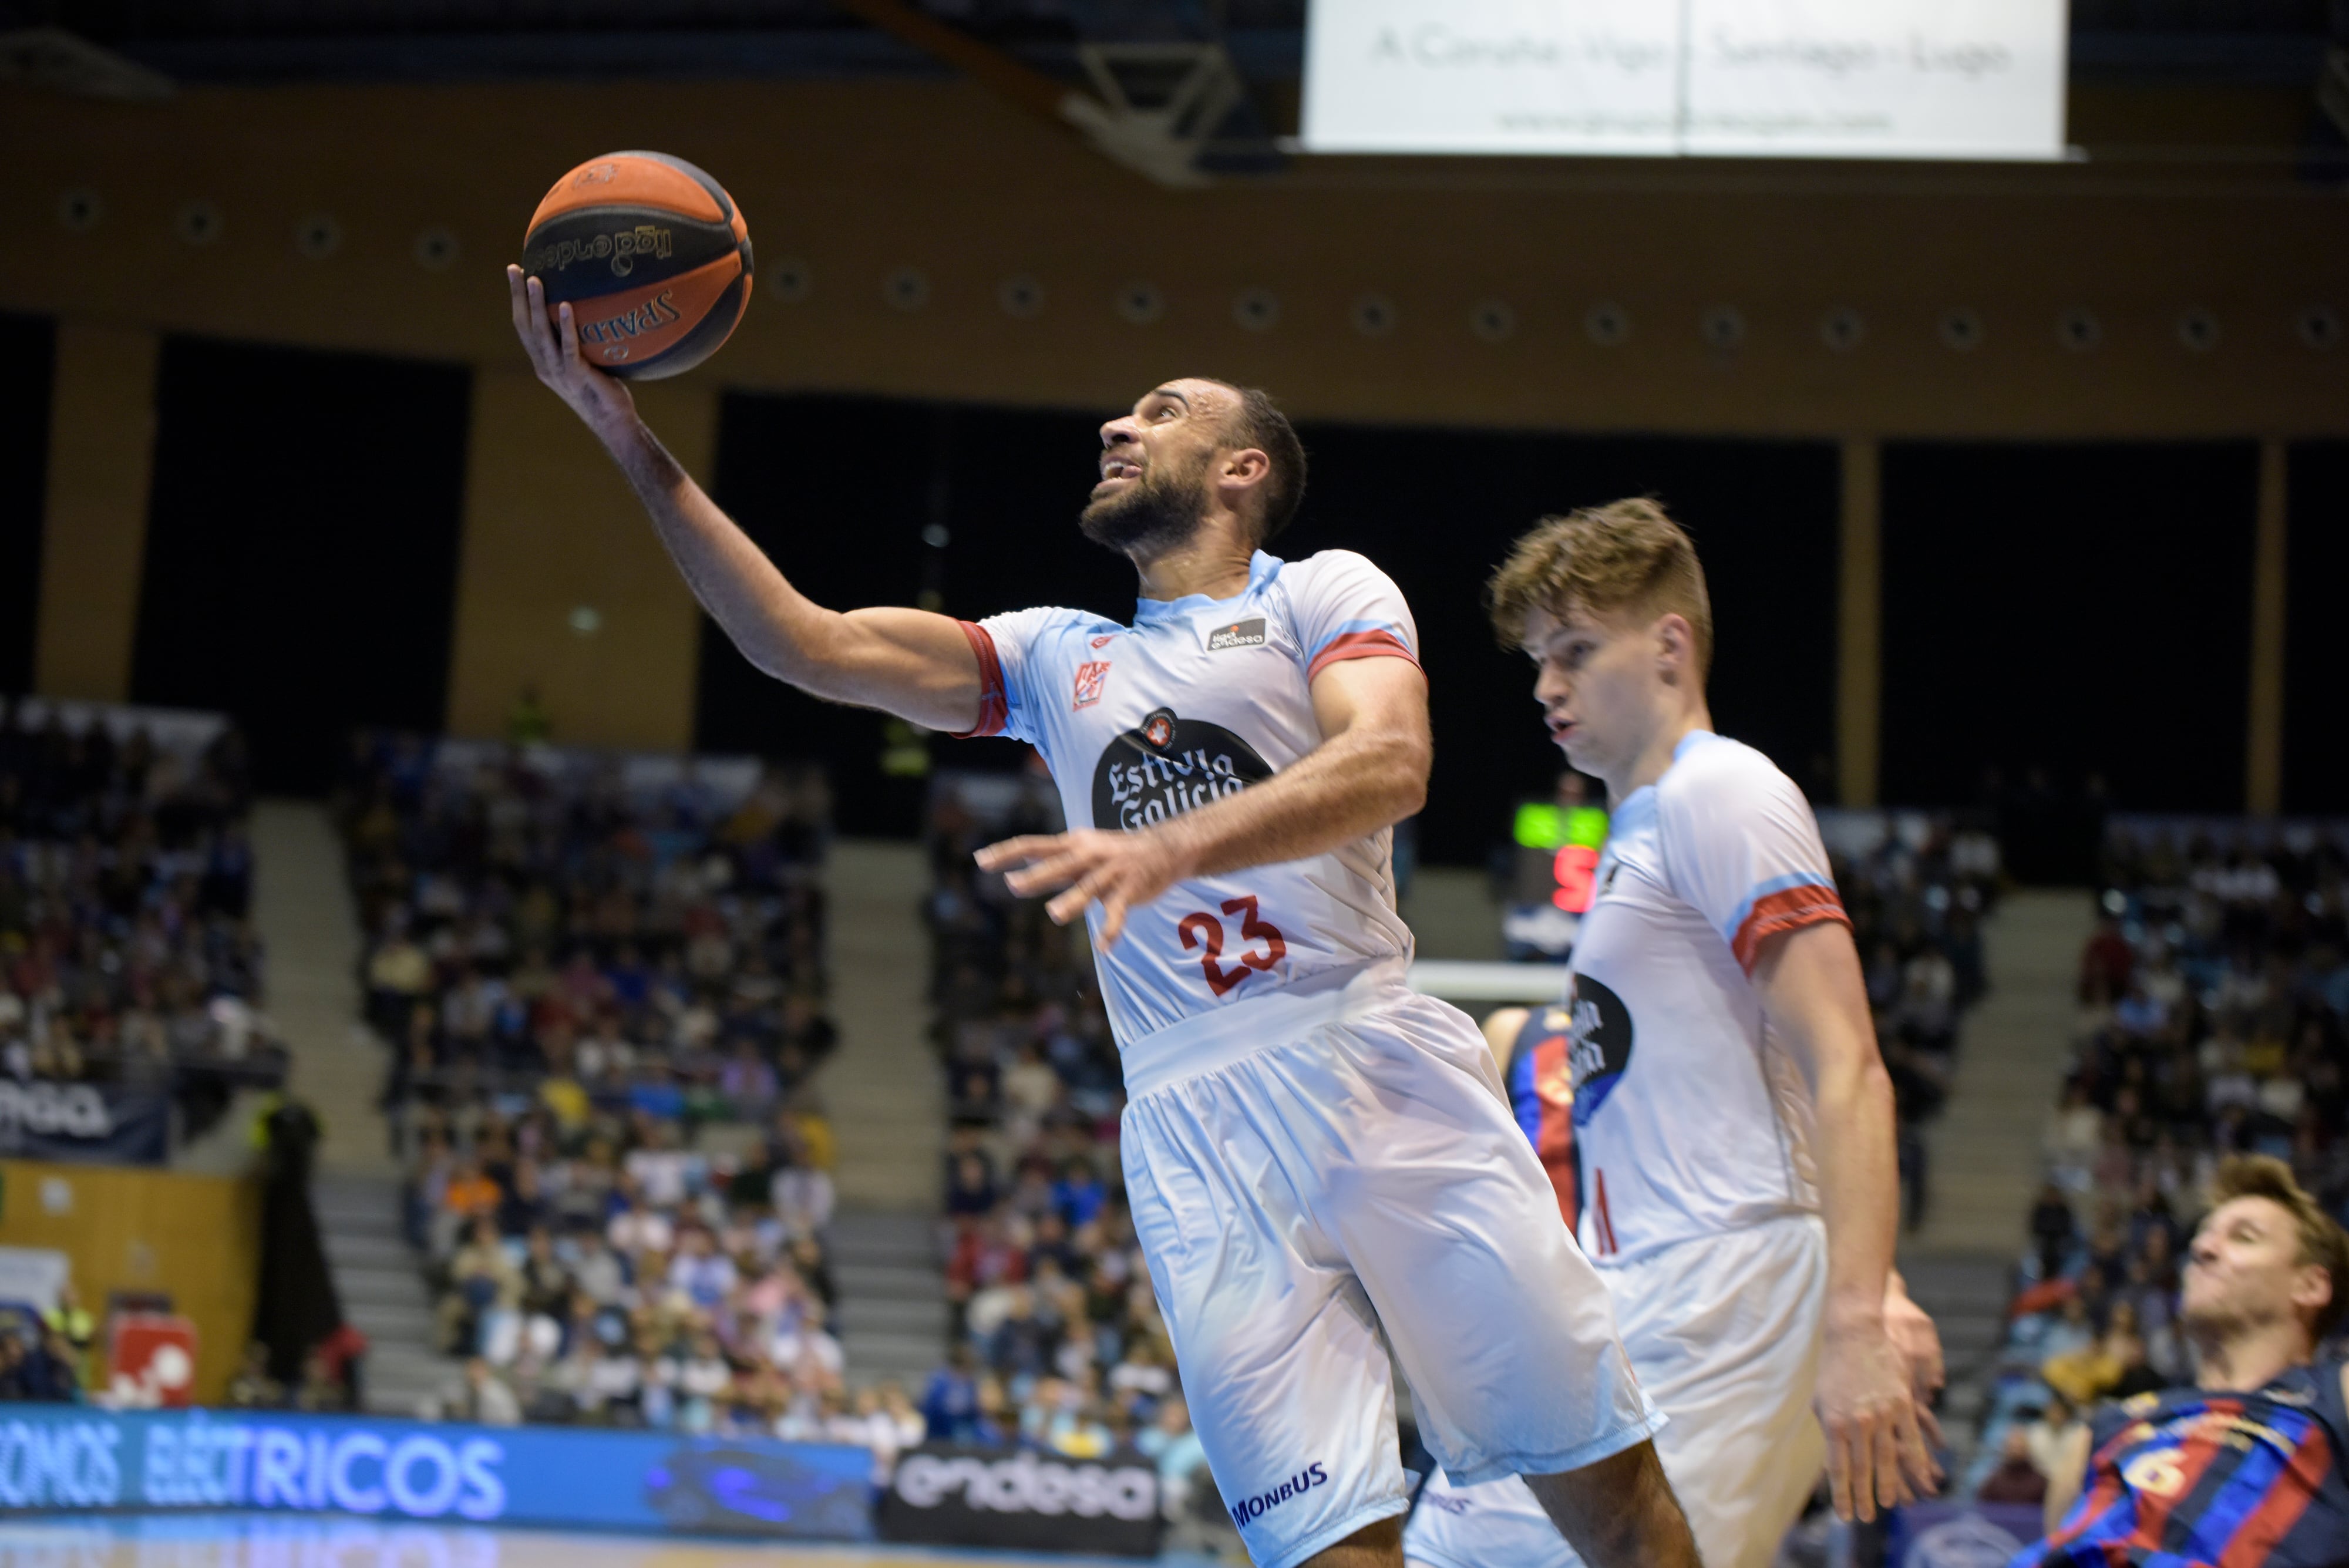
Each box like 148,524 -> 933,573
1965,815 -> 2349,1505
341,734 -> 917,1455
917,763 -> 1211,1519
1810,808 -> 2003,1229
0,698 -> 287,1146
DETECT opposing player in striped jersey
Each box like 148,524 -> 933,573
2026,1155 -> 2349,1566
1405,500 -> 1943,1568
507,275 -> 1698,1568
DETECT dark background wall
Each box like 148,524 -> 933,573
2286,442 -> 2349,816
132,338 -> 471,793
695,391 -> 1839,862
0,314 -> 56,698
1880,441 -> 2260,815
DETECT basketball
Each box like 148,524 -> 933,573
520,150 -> 752,380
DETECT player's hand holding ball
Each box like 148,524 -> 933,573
506,150 -> 753,434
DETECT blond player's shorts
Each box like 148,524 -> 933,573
1118,960 -> 1662,1568
1403,1212 -> 1829,1568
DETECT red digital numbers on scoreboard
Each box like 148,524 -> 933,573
1552,843 -> 1600,913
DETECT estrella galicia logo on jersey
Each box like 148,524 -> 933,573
1230,1462 -> 1327,1529
1565,972 -> 1634,1125
1092,708 -> 1273,832
1206,617 -> 1267,652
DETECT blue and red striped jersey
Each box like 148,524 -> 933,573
2016,1360 -> 2349,1567
1504,1005 -> 1577,1231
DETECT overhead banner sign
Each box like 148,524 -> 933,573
0,1406 -> 874,1542
0,1080 -> 171,1165
878,1443 -> 1165,1558
1303,0 -> 2068,161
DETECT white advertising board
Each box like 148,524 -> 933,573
1302,0 -> 2068,161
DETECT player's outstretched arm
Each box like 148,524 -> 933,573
504,266 -> 982,732
1753,920 -> 1942,1523
975,655 -> 1429,945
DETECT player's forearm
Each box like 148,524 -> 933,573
1809,1045 -> 1903,1330
1150,720 -> 1428,881
595,416 -> 976,728
597,415 -> 836,685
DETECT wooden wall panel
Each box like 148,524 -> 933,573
0,1160 -> 262,1407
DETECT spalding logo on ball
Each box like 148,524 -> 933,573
521,151 -> 753,380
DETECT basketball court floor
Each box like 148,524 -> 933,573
0,1516 -> 1224,1568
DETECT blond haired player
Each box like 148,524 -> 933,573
1405,500 -> 1944,1568
506,271 -> 1700,1568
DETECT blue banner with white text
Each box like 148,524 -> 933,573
0,1407 -> 874,1540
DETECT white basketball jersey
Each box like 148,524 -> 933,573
956,549 -> 1421,1048
1566,730 -> 1849,1264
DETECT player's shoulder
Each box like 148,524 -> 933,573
1275,547 -> 1397,588
1655,731 -> 1803,807
981,604 -> 1123,650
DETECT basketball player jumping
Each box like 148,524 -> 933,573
506,271 -> 1698,1568
1404,501 -> 1944,1568
2025,1154 -> 2349,1564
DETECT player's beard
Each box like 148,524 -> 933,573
1079,449 -> 1211,557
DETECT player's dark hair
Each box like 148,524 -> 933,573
2209,1154 -> 2349,1342
1207,381 -> 1307,544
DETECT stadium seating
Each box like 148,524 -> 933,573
329,733 -> 923,1451
1963,816 -> 2349,1499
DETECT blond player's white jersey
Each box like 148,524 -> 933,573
955,549 -> 1420,1048
1567,730 -> 1849,1264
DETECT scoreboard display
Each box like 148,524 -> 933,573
1502,795 -> 1609,961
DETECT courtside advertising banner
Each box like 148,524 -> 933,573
878,1443 -> 1165,1557
0,1407 -> 874,1540
0,1080 -> 171,1165
1303,0 -> 2068,160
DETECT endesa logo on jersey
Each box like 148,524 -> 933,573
1091,708 -> 1273,831
1206,617 -> 1267,652
1072,661 -> 1112,710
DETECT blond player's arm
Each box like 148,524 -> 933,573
977,655 -> 1429,943
1753,919 -> 1939,1522
1481,1008 -> 1530,1084
506,266 -> 982,732
2042,1424 -> 2093,1537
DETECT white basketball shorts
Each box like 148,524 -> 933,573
1403,1212 -> 1829,1568
1118,959 -> 1661,1568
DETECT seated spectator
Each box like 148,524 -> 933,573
438,1217 -> 521,1354
225,1341 -> 282,1409
1975,1427 -> 2048,1507
2022,1156 -> 2349,1562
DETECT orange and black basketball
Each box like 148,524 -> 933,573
520,151 -> 752,380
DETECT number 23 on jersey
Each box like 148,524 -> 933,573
1177,895 -> 1287,997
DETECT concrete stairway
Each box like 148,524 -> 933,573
314,1172 -> 461,1416
1897,887 -> 2094,1473
830,1208 -> 948,1391
252,800 -> 395,1177
1912,890 -> 2092,1255
823,840 -> 944,1209
1897,1251 -> 2015,1462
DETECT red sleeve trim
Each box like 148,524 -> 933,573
1306,630 -> 1421,683
950,621 -> 1008,739
1730,884 -> 1850,974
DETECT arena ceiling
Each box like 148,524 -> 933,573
0,0 -> 2333,88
